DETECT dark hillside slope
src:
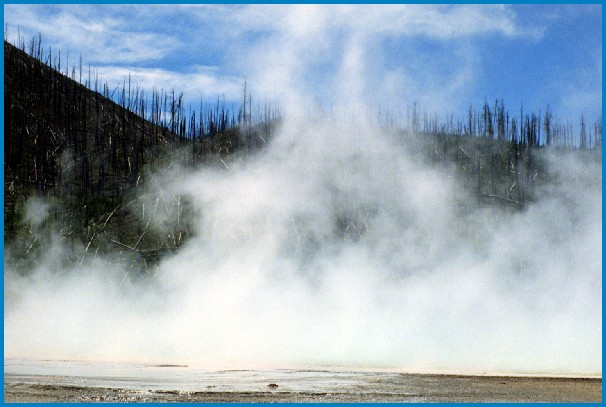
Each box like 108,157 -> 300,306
5,41 -> 178,230
5,41 -> 198,272
4,39 -> 277,273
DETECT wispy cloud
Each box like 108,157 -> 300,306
5,4 -> 179,64
176,4 -> 542,111
207,5 -> 513,114
181,4 -> 540,41
94,65 -> 242,102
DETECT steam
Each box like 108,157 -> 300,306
5,115 -> 601,375
23,197 -> 50,229
4,6 -> 602,376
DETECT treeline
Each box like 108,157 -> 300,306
406,99 -> 601,210
370,100 -> 602,150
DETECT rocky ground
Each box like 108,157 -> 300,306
5,373 -> 601,403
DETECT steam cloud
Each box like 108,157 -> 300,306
5,115 -> 601,375
4,7 -> 602,376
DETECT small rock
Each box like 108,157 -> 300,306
267,383 -> 279,389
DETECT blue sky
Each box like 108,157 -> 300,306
3,4 -> 602,125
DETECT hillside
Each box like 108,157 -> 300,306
4,40 -> 262,272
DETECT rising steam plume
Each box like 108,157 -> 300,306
4,6 -> 602,376
5,115 -> 601,375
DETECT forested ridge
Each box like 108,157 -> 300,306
5,38 -> 274,272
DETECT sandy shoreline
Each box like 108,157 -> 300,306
5,373 -> 602,402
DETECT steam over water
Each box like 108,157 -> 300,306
3,6 -> 602,375
5,115 -> 601,375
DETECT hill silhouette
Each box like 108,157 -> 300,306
4,39 -> 269,272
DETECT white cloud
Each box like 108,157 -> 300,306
558,46 -> 602,122
4,4 -> 179,64
181,4 -> 538,41
212,5 -> 505,116
93,65 -> 243,102
165,4 -> 542,112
